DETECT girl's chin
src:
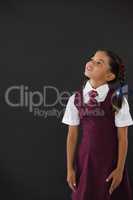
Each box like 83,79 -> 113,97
84,71 -> 91,78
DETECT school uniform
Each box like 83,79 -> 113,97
62,80 -> 133,200
62,80 -> 133,127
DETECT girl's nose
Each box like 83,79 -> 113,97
85,62 -> 93,71
87,62 -> 92,67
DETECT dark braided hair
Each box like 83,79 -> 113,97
80,49 -> 126,112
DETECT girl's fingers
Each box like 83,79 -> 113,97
67,171 -> 77,192
68,177 -> 76,191
106,172 -> 113,182
69,182 -> 76,192
72,178 -> 77,191
109,179 -> 117,195
72,175 -> 76,187
109,180 -> 114,194
73,183 -> 76,187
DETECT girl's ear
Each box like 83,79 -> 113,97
106,72 -> 116,82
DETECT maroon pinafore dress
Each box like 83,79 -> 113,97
71,87 -> 133,200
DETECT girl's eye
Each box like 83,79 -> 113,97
96,61 -> 102,65
89,58 -> 102,65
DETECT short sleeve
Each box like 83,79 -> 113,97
61,93 -> 80,125
115,96 -> 133,127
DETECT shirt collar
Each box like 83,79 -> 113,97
83,79 -> 109,99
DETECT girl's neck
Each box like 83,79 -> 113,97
89,79 -> 107,89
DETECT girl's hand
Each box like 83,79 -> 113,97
67,168 -> 77,192
106,168 -> 123,195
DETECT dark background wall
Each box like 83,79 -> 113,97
0,0 -> 133,199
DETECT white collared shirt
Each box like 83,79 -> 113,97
61,80 -> 133,127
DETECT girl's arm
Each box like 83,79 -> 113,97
106,126 -> 129,195
66,125 -> 79,171
116,126 -> 128,172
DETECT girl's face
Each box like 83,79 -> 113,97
84,51 -> 115,82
